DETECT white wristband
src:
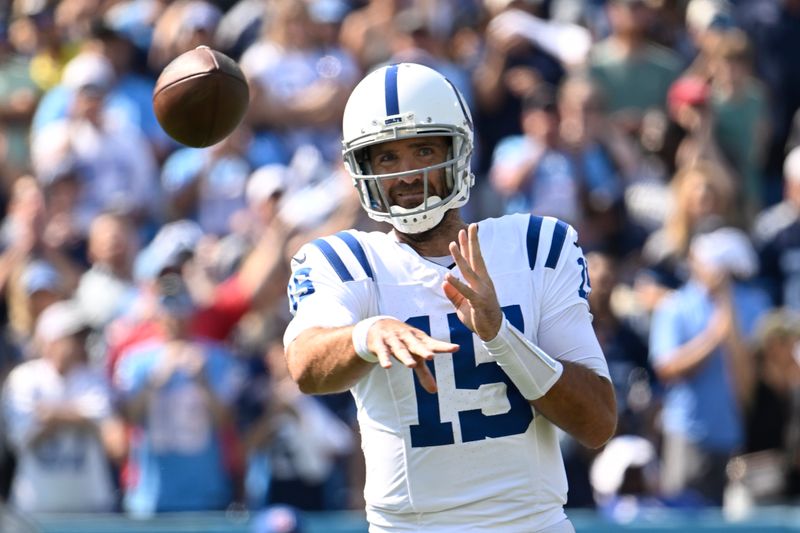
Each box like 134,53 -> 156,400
352,315 -> 393,364
482,318 -> 564,400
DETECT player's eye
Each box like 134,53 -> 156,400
376,152 -> 397,164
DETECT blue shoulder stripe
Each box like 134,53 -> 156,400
526,215 -> 543,270
545,220 -> 569,269
335,231 -> 374,280
311,238 -> 353,282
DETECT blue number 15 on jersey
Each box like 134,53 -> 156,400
406,305 -> 533,448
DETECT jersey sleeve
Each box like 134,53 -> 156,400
540,221 -> 592,321
538,303 -> 610,380
283,235 -> 374,347
528,217 -> 608,378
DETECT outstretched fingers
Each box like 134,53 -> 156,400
449,224 -> 488,286
444,223 -> 503,340
368,320 -> 458,373
385,336 -> 419,367
449,239 -> 480,289
467,223 -> 488,275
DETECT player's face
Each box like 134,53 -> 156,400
367,136 -> 450,209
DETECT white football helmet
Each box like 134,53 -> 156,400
342,63 -> 475,234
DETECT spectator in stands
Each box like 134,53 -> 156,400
558,251 -> 658,509
106,216 -> 290,377
737,308 -> 800,503
32,21 -> 171,161
684,0 -> 735,69
74,212 -> 139,365
1,300 -> 126,512
738,0 -> 800,205
588,0 -> 682,135
114,271 -> 245,515
89,20 -> 171,158
101,0 -> 164,63
665,76 -> 738,185
243,341 -> 353,511
160,125 -> 253,236
472,3 -> 565,174
18,260 -> 67,337
38,158 -> 91,265
704,30 -> 769,214
0,177 -> 83,351
53,0 -> 108,42
559,75 -> 636,199
240,0 -> 359,164
106,220 -> 221,374
8,4 -> 76,93
649,227 -> 772,505
0,30 -> 41,183
587,251 -> 657,436
214,0 -> 267,61
556,75 -> 647,255
756,146 -> 800,311
489,83 -> 582,224
75,212 -> 138,330
31,51 -> 161,231
642,162 -> 738,284
236,164 -> 287,244
307,0 -> 351,53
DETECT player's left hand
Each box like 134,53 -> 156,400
443,223 -> 503,341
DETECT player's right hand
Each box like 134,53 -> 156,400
366,318 -> 459,394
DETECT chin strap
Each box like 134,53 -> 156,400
388,196 -> 444,217
387,196 -> 447,234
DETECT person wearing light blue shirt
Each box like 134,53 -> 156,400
114,275 -> 244,515
649,227 -> 772,505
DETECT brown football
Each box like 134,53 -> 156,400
153,46 -> 249,148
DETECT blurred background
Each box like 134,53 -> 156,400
0,0 -> 799,532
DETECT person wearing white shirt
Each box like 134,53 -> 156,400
2,300 -> 125,512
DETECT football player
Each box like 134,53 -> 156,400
283,63 -> 616,532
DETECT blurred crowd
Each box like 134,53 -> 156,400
0,0 -> 799,525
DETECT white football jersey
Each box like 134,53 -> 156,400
2,359 -> 117,513
284,213 -> 609,532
